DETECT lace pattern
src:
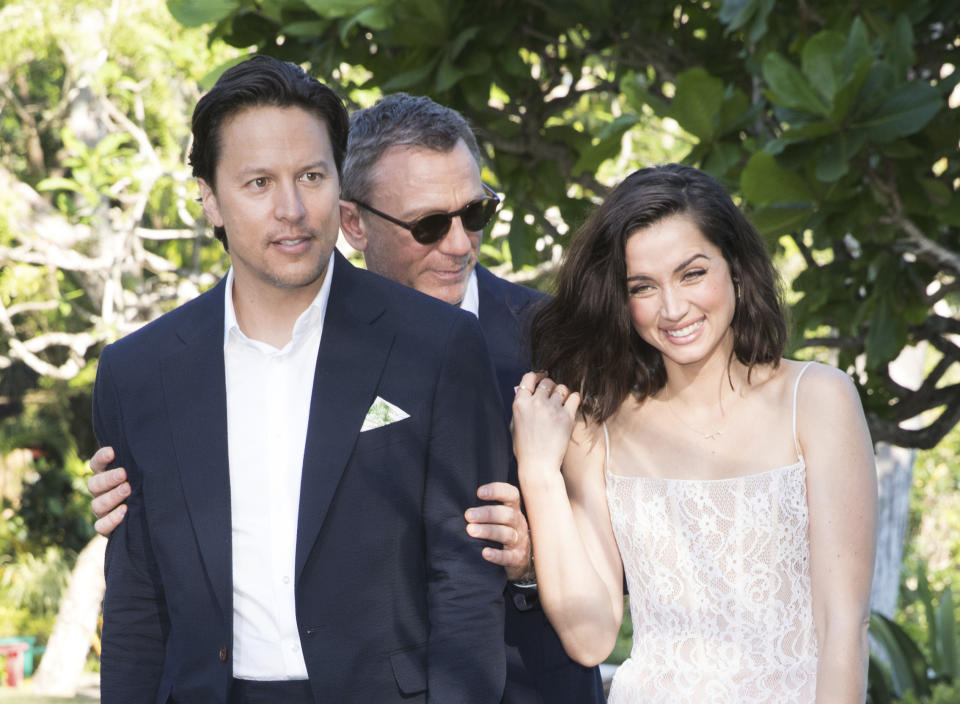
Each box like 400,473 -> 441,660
605,464 -> 818,703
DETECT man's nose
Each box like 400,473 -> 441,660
275,182 -> 306,221
437,215 -> 474,257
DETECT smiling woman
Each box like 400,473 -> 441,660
512,164 -> 878,703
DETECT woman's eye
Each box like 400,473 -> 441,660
683,268 -> 707,281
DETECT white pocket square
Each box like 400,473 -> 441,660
361,396 -> 410,432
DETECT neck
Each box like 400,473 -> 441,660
231,271 -> 326,349
662,345 -> 744,407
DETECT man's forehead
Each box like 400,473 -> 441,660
370,142 -> 481,192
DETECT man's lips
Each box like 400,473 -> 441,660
270,235 -> 313,252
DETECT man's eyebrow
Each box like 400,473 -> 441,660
626,253 -> 710,282
237,160 -> 333,177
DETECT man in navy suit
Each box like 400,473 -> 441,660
90,94 -> 605,702
93,56 -> 508,703
337,94 -> 606,704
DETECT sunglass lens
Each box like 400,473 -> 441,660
410,214 -> 451,244
461,199 -> 497,231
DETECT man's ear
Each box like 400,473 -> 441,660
198,179 -> 224,228
339,200 -> 367,251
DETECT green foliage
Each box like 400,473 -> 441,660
178,0 -> 960,449
0,0 -> 240,642
868,560 -> 960,702
905,421 -> 960,594
0,546 -> 71,644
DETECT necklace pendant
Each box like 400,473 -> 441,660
704,430 -> 722,440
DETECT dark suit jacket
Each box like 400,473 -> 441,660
475,266 -> 606,704
95,252 -> 509,704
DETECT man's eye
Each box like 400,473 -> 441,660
301,172 -> 323,183
251,177 -> 268,189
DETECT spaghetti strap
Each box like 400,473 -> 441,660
602,422 -> 611,474
792,362 -> 813,461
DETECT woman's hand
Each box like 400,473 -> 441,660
511,371 -> 581,479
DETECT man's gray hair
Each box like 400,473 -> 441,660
342,93 -> 483,203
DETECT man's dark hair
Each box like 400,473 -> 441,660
531,163 -> 788,423
341,93 -> 483,203
189,54 -> 349,248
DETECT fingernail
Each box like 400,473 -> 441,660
478,486 -> 490,499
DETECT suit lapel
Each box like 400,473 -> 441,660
476,266 -> 530,420
295,254 -> 395,580
159,280 -> 233,627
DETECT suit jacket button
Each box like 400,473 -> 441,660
218,646 -> 228,662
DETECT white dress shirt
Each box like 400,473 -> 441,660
460,268 -> 479,317
223,252 -> 334,680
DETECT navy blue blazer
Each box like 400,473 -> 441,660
475,266 -> 605,704
95,252 -> 509,704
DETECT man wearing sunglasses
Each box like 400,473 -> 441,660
88,93 -> 604,703
338,94 -> 605,704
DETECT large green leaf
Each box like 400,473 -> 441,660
669,68 -> 724,141
865,296 -> 907,369
885,13 -> 915,78
450,26 -> 481,60
302,0 -> 377,19
282,20 -> 330,37
748,206 -> 811,237
869,612 -> 931,697
435,55 -> 465,92
507,208 -> 536,269
380,55 -> 440,91
801,30 -> 845,105
853,80 -> 943,142
761,52 -> 831,116
741,152 -> 817,206
166,0 -> 236,27
935,587 -> 958,679
841,16 -> 871,74
815,131 -> 867,182
831,54 -> 874,122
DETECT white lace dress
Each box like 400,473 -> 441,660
605,365 -> 818,703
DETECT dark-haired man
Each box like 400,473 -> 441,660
90,91 -> 605,702
92,55 -> 508,703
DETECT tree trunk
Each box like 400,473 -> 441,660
869,343 -> 926,618
870,443 -> 915,618
31,534 -> 106,696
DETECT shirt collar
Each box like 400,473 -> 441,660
459,267 -> 479,318
223,250 -> 336,351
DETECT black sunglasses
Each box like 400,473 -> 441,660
353,184 -> 501,245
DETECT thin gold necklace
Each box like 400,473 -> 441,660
662,388 -> 743,441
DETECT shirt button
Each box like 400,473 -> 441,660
282,576 -> 290,584
218,646 -> 228,662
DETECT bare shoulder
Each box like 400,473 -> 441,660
791,359 -> 862,408
789,359 -> 872,456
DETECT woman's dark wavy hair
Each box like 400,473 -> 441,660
189,54 -> 349,250
531,163 -> 787,423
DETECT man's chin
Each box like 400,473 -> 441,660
419,280 -> 467,307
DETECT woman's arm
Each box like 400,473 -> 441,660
800,363 -> 878,704
512,372 -> 625,666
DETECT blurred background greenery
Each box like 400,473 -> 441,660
0,0 -> 957,699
